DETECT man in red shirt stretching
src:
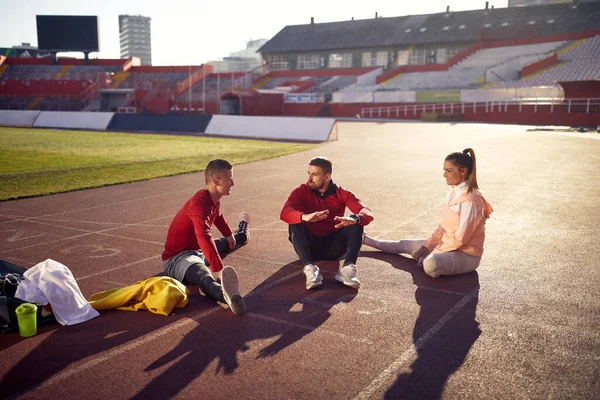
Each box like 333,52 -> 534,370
162,159 -> 249,315
280,157 -> 374,290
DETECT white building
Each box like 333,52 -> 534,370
210,38 -> 268,73
119,15 -> 152,65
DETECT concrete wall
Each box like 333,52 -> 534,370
33,111 -> 115,130
206,115 -> 336,142
108,114 -> 212,134
0,110 -> 41,127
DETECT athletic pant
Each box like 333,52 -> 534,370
182,232 -> 247,303
365,238 -> 481,278
288,223 -> 364,267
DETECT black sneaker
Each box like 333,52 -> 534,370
237,212 -> 250,243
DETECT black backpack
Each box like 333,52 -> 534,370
1,259 -> 56,333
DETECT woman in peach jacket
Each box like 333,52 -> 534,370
364,148 -> 493,278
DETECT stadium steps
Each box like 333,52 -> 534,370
379,72 -> 404,86
557,38 -> 586,56
481,81 -> 500,89
252,77 -> 272,89
26,97 -> 43,110
53,66 -> 71,80
83,97 -> 102,112
521,61 -> 566,81
109,71 -> 131,88
0,64 -> 8,78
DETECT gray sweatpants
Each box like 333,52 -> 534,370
162,236 -> 244,303
364,238 -> 481,278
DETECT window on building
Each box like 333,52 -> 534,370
436,48 -> 447,64
409,47 -> 426,65
446,46 -> 461,59
396,49 -> 410,66
267,55 -> 289,70
361,52 -> 372,67
297,54 -> 320,70
328,53 -> 352,68
375,51 -> 388,67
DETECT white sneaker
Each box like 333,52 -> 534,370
335,264 -> 360,289
238,212 -> 250,243
303,264 -> 323,290
221,266 -> 246,315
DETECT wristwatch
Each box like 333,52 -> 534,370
349,214 -> 362,225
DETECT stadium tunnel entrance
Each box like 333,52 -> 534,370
221,92 -> 243,115
220,90 -> 284,116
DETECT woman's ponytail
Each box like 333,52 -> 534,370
463,148 -> 478,192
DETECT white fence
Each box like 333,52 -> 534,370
360,98 -> 600,118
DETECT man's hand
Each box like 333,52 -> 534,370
301,210 -> 329,223
411,245 -> 431,264
227,235 -> 236,250
333,216 -> 358,229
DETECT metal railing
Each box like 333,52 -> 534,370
360,98 -> 600,118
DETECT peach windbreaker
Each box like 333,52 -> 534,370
423,181 -> 493,257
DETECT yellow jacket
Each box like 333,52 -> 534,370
88,277 -> 189,316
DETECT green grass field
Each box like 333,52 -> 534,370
0,127 -> 316,201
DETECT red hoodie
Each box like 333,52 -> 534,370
280,182 -> 373,236
162,189 -> 232,272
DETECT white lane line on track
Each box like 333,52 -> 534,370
0,189 -> 193,224
2,215 -> 171,253
1,216 -> 127,226
0,217 -> 165,247
77,255 -> 162,281
6,306 -> 223,400
353,291 -> 477,400
7,248 -> 474,399
7,263 -> 305,398
246,313 -> 373,345
0,218 -> 291,287
0,182 -> 288,225
375,203 -> 443,239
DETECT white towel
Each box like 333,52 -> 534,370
14,259 -> 100,326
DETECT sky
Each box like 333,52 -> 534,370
0,0 -> 508,66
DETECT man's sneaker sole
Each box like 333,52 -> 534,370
228,295 -> 246,315
335,273 -> 360,289
306,280 -> 323,290
221,266 -> 246,315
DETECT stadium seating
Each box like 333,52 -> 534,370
308,75 -> 359,93
119,72 -> 189,90
174,74 -> 237,103
1,2 -> 599,114
496,35 -> 600,89
379,41 -> 567,91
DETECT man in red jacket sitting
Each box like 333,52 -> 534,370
280,157 -> 374,290
162,159 -> 249,315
